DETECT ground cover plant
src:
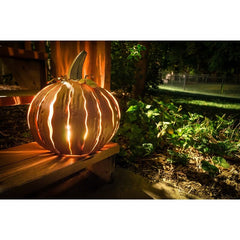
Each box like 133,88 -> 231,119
113,89 -> 240,198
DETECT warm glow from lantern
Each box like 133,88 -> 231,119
100,91 -> 114,127
63,82 -> 74,154
27,45 -> 117,156
47,86 -> 62,154
35,85 -> 57,144
105,89 -> 121,120
80,86 -> 89,150
27,86 -> 47,129
104,89 -> 121,141
66,125 -> 71,153
52,42 -> 107,89
89,89 -> 102,153
97,54 -> 106,88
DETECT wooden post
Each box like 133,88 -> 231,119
104,41 -> 111,90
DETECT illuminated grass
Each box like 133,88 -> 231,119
158,84 -> 240,99
176,99 -> 240,110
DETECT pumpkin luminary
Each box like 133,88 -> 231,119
27,51 -> 120,155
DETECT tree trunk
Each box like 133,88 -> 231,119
132,42 -> 150,98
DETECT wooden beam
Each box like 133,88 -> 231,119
0,46 -> 48,60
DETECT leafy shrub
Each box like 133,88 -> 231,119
111,42 -> 147,92
114,96 -> 240,175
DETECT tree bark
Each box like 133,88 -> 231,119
132,42 -> 150,98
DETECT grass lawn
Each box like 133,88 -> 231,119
159,83 -> 240,99
152,88 -> 240,120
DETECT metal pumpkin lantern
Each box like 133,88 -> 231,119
27,51 -> 120,155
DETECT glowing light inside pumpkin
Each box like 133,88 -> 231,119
105,89 -> 121,120
100,91 -> 114,128
80,85 -> 89,150
89,89 -> 102,153
27,87 -> 45,129
104,89 -> 121,139
47,86 -> 62,154
35,85 -> 56,144
63,81 -> 74,154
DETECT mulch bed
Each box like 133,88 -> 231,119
117,151 -> 240,199
0,105 -> 34,149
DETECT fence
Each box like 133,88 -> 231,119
160,73 -> 240,98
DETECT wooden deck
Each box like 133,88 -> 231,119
0,142 -> 119,198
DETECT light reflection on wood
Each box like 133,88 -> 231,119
0,96 -> 34,106
0,141 -> 119,197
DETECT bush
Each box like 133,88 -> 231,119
114,96 -> 240,175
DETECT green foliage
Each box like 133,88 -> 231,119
167,150 -> 189,166
212,156 -> 230,168
115,96 -> 240,176
111,41 -> 147,91
165,111 -> 240,158
127,44 -> 146,61
116,99 -> 161,159
201,160 -> 219,177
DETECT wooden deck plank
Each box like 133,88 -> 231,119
0,142 -> 119,197
0,96 -> 34,106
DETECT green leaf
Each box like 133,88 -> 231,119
201,160 -> 219,177
146,110 -> 160,118
212,156 -> 230,168
142,143 -> 154,156
85,79 -> 98,88
126,105 -> 138,113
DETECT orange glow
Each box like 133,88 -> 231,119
47,86 -> 62,154
96,52 -> 105,88
51,42 -> 108,89
100,91 -> 114,127
63,82 -> 74,155
89,90 -> 102,153
13,96 -> 21,105
35,85 -> 56,143
0,96 -> 33,107
105,89 -> 121,121
27,86 -> 50,129
104,89 -> 121,138
81,86 -> 89,149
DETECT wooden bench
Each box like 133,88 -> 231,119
0,142 -> 119,198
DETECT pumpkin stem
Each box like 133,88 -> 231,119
67,50 -> 87,80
